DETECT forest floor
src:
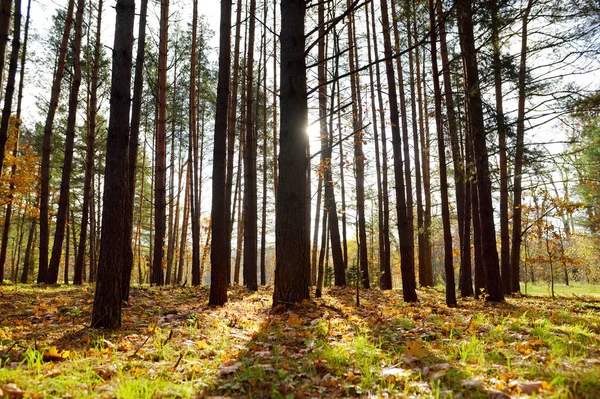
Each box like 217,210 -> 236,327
0,285 -> 599,398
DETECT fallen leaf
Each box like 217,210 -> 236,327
404,340 -> 428,358
517,381 -> 543,394
219,361 -> 242,376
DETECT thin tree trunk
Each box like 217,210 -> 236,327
47,0 -> 85,284
347,6 -> 369,289
315,195 -> 328,298
406,0 -> 426,292
152,0 -> 169,286
429,0 -> 456,306
37,0 -> 74,283
259,3 -> 268,287
510,0 -> 533,295
369,0 -> 391,289
390,0 -> 414,276
0,0 -> 20,178
0,0 -> 12,110
378,0 -> 417,302
243,0 -> 258,291
75,0 -> 102,286
177,162 -> 190,285
491,0 -> 510,295
234,179 -> 244,284
21,210 -> 37,283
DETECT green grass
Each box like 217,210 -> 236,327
522,282 -> 600,297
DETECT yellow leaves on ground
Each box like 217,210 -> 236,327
42,346 -> 70,360
404,340 -> 428,358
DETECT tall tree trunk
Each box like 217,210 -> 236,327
510,0 -> 533,295
136,147 -> 146,284
369,0 -> 391,289
378,0 -> 417,302
273,0 -> 310,306
436,0 -> 470,297
456,0 -> 504,302
123,0 -> 146,293
234,178 -> 244,284
0,0 -> 12,111
0,0 -> 20,177
47,0 -> 85,284
347,5 -> 369,289
491,0 -> 510,295
209,0 -> 232,306
406,0 -> 426,292
91,0 -> 135,328
152,0 -> 169,286
37,0 -> 74,283
260,3 -> 268,287
243,0 -> 258,291
225,0 -> 243,286
429,0 -> 456,306
321,3 -> 345,288
419,37 -> 434,287
75,0 -> 101,286
390,0 -> 415,276
0,0 -> 22,282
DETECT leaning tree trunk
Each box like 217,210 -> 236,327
91,0 -> 135,329
37,0 -> 74,284
273,0 -> 310,306
0,0 -> 22,282
47,0 -> 85,284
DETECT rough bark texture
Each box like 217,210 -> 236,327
456,0 -> 504,302
273,0 -> 310,306
91,0 -> 135,329
209,0 -> 232,306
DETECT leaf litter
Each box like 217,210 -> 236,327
0,285 -> 599,398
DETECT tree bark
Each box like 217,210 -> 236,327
243,0 -> 258,291
456,0 -> 504,302
91,0 -> 135,328
273,0 -> 310,306
209,0 -> 232,306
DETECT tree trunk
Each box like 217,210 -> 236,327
47,0 -> 85,284
456,0 -> 504,302
369,0 -> 391,289
21,210 -> 37,283
436,0 -> 470,297
259,4 -> 268,287
491,0 -> 511,295
225,0 -> 244,286
91,0 -> 135,328
243,0 -> 258,291
152,0 -> 169,286
378,0 -> 417,302
37,0 -> 74,283
510,0 -> 533,295
209,0 -> 232,306
273,0 -> 310,306
429,0 -> 456,306
347,5 -> 369,289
